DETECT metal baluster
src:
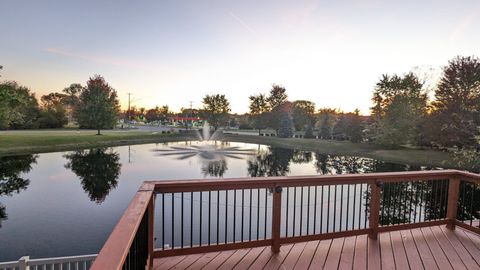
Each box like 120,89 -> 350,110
208,191 -> 211,246
181,192 -> 184,248
172,193 -> 175,249
300,186 -> 304,236
225,190 -> 228,244
285,187 -> 289,237
307,186 -> 311,235
217,190 -> 220,245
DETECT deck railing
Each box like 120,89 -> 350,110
0,254 -> 97,270
91,169 -> 480,270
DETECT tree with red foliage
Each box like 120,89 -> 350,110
75,75 -> 120,135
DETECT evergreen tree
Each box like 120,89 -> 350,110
278,112 -> 294,138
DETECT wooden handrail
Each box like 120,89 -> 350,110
91,183 -> 154,270
148,169 -> 466,193
92,169 -> 480,270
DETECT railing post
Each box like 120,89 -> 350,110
19,256 -> 30,270
271,185 -> 282,253
446,177 -> 460,230
368,180 -> 381,240
147,193 -> 155,269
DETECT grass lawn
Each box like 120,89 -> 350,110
0,129 -> 196,156
222,134 -> 459,169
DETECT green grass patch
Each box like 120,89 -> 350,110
222,134 -> 459,169
0,129 -> 196,156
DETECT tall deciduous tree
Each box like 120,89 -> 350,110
202,94 -> 231,130
266,84 -> 288,109
370,73 -> 427,147
75,75 -> 120,135
431,56 -> 480,148
0,82 -> 40,130
292,100 -> 315,130
249,94 -> 270,134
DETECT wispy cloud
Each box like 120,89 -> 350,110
45,47 -> 148,69
449,10 -> 479,44
229,12 -> 255,34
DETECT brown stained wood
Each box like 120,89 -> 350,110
399,229 -> 424,270
185,251 -> 220,270
293,240 -> 319,270
153,226 -> 480,270
379,233 -> 395,270
280,241 -> 307,269
154,239 -> 271,258
271,187 -> 282,253
153,255 -> 186,270
446,178 -> 460,229
323,237 -> 345,270
170,254 -> 203,270
369,182 -> 381,240
232,247 -> 266,270
262,244 -> 294,269
455,221 -> 480,235
367,238 -> 381,270
352,235 -> 367,270
202,250 -> 236,270
439,226 -> 480,270
91,190 -> 153,270
147,194 -> 155,269
338,236 -> 356,270
421,227 -> 453,270
411,228 -> 439,270
378,219 -> 448,233
390,231 -> 409,270
150,170 -> 465,193
280,228 -> 370,244
454,228 -> 480,266
248,245 -> 278,270
217,248 -> 251,270
430,226 -> 467,270
309,239 -> 332,269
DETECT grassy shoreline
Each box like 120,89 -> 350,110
0,130 -> 459,169
221,134 -> 458,169
0,130 -> 197,156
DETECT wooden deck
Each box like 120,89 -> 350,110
153,225 -> 480,270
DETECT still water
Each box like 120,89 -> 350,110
0,141 -> 431,261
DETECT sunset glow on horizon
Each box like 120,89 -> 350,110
2,0 -> 479,114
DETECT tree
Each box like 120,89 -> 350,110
64,148 -> 121,203
74,75 -> 120,135
348,109 -> 363,143
266,84 -> 288,109
430,56 -> 480,148
249,94 -> 270,134
0,81 -> 40,130
292,100 -> 315,130
317,108 -> 337,139
38,92 -> 68,128
277,111 -> 294,138
0,154 -> 37,227
145,107 -> 159,123
370,73 -> 427,147
202,94 -> 231,130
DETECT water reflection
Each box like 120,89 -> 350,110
153,141 -> 255,177
0,154 -> 38,227
201,160 -> 228,177
248,147 -> 294,177
64,148 -> 121,204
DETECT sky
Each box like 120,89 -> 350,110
1,0 -> 479,114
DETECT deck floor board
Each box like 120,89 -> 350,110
153,225 -> 480,270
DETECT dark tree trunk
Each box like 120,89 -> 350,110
97,129 -> 101,135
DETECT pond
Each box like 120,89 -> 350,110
0,141 -> 434,261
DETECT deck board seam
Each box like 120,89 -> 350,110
404,229 -> 426,270
439,226 -> 480,269
429,226 -> 466,270
422,227 -> 454,270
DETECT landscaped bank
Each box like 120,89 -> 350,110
221,133 -> 458,169
0,129 -> 197,156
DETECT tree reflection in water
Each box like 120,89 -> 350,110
202,160 -> 228,177
64,148 -> 121,204
247,147 -> 295,177
0,154 -> 38,227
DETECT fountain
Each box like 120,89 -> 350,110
152,121 -> 255,162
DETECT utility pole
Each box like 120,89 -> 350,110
189,101 -> 193,129
127,93 -> 132,127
